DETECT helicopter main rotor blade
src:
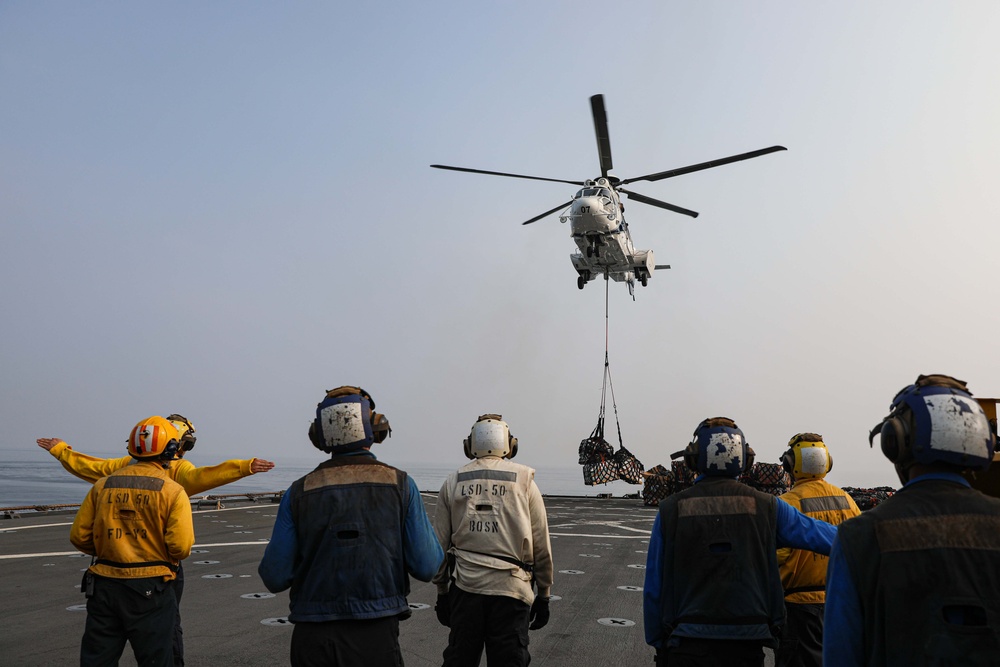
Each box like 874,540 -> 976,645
430,164 -> 584,186
522,201 -> 573,226
620,146 -> 787,184
618,188 -> 699,218
590,95 -> 613,178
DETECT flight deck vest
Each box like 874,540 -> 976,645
658,477 -> 784,645
287,455 -> 410,622
837,479 -> 1000,666
777,478 -> 860,604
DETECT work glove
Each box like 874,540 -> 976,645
434,593 -> 450,627
528,595 -> 550,630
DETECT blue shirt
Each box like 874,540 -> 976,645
258,451 -> 443,593
823,473 -> 969,667
643,479 -> 838,648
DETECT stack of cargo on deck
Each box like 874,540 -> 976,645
641,463 -> 896,511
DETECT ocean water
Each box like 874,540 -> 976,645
0,454 -> 642,509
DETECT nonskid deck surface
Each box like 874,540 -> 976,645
0,495 -> 774,666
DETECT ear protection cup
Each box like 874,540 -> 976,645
745,446 -> 756,472
308,420 -> 324,449
507,435 -> 518,459
371,412 -> 391,443
879,415 -> 909,463
162,439 -> 180,461
780,448 -> 794,475
463,436 -> 473,460
683,438 -> 699,471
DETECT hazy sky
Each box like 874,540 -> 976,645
3,2 -> 998,491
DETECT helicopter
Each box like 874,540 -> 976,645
432,95 -> 786,296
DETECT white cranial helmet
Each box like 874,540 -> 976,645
464,414 -> 517,459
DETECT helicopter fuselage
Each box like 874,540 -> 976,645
561,178 -> 655,291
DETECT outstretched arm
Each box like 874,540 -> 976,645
775,498 -> 837,555
170,457 -> 276,496
37,438 -> 130,484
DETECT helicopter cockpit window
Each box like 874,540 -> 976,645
576,187 -> 612,199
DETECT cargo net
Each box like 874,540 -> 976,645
641,465 -> 674,506
578,422 -> 644,486
842,486 -> 895,511
641,459 -> 791,505
739,462 -> 792,497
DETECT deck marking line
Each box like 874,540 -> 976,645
549,533 -> 647,539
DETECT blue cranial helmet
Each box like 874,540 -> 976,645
870,374 -> 995,471
684,417 -> 751,477
307,386 -> 391,454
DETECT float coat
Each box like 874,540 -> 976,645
777,478 -> 860,604
70,461 -> 193,580
657,477 -> 784,645
433,457 -> 553,604
837,479 -> 1000,666
286,456 -> 411,622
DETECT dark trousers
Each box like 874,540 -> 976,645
442,587 -> 531,667
172,562 -> 185,666
80,575 -> 177,667
776,603 -> 824,667
658,638 -> 765,667
290,616 -> 402,667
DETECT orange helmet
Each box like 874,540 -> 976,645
128,416 -> 181,460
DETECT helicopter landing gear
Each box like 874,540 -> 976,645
585,241 -> 600,258
578,276 -> 585,290
640,274 -> 648,287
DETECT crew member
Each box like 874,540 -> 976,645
37,414 -> 274,496
258,386 -> 443,667
433,414 -> 554,667
70,416 -> 194,666
39,414 -> 275,665
775,433 -> 860,667
644,417 -> 838,667
826,374 -> 1000,665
